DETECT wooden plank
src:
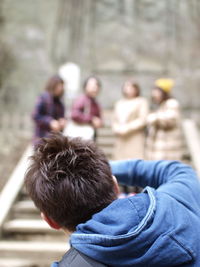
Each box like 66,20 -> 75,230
0,145 -> 33,231
0,240 -> 69,252
3,219 -> 62,234
0,240 -> 69,262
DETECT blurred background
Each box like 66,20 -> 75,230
1,0 -> 200,187
0,1 -> 200,266
0,0 -> 200,203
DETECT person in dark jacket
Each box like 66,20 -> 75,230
32,75 -> 66,147
25,134 -> 200,267
70,76 -> 102,140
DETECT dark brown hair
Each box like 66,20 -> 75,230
155,87 -> 171,103
122,80 -> 140,97
83,75 -> 102,91
25,134 -> 116,231
45,75 -> 64,94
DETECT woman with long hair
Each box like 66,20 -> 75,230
32,75 -> 66,146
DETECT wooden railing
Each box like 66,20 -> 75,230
182,119 -> 200,178
0,145 -> 33,235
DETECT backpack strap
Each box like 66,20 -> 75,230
58,247 -> 107,267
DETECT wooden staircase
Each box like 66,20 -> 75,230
0,122 -> 115,267
0,118 -> 199,267
0,186 -> 69,267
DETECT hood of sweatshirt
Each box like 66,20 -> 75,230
71,187 -> 196,267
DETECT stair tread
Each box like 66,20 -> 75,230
100,146 -> 113,154
14,200 -> 35,208
97,139 -> 114,146
0,240 -> 69,252
0,240 -> 69,263
0,258 -> 38,267
13,200 -> 37,212
3,219 -> 64,234
98,128 -> 114,136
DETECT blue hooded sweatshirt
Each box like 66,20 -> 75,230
52,160 -> 200,266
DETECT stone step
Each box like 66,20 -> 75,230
12,200 -> 40,219
13,200 -> 37,213
98,127 -> 114,137
0,240 -> 69,261
100,147 -> 113,159
97,137 -> 115,147
3,219 -> 65,235
11,212 -> 41,220
0,258 -> 50,267
6,233 -> 67,242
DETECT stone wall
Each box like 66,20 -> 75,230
1,0 -> 200,115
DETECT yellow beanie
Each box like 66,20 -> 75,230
155,78 -> 174,93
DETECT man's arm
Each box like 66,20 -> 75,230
110,160 -> 200,200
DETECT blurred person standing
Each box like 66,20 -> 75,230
112,80 -> 148,195
112,80 -> 149,160
69,76 -> 103,141
32,75 -> 66,147
146,78 -> 184,160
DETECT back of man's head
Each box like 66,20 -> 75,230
25,134 -> 117,231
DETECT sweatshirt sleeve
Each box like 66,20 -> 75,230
110,160 -> 200,202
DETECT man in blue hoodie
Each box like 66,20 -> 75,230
25,134 -> 200,267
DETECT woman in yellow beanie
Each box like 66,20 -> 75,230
146,78 -> 184,160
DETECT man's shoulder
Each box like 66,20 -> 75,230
56,247 -> 107,267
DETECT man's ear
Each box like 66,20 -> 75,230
112,175 -> 120,196
41,212 -> 61,230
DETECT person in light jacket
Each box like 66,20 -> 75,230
146,78 -> 184,160
112,80 -> 149,161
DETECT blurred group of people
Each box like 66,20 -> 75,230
112,78 -> 184,162
32,75 -> 184,165
28,75 -> 200,267
32,75 -> 102,146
